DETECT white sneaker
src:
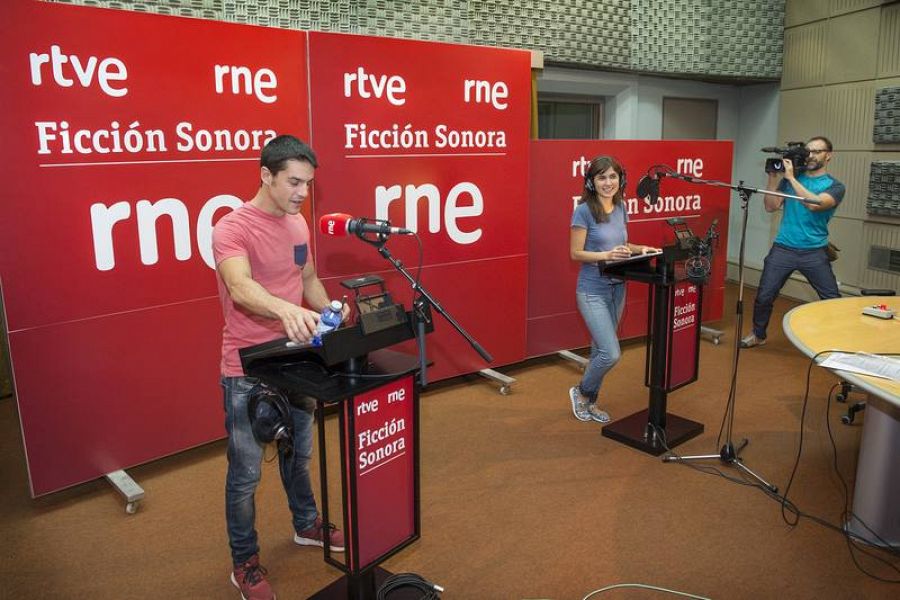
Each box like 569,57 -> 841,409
740,333 -> 766,348
586,404 -> 610,423
569,387 -> 591,422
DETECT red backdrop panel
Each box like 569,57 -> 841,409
0,1 -> 309,495
527,140 -> 733,357
307,32 -> 532,380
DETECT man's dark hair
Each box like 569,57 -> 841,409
808,135 -> 833,151
261,135 -> 318,175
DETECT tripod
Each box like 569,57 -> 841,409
646,167 -> 816,492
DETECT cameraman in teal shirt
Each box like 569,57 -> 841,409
741,136 -> 845,348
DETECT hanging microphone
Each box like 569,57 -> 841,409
635,175 -> 658,201
636,167 -> 663,201
635,165 -> 678,201
319,213 -> 413,237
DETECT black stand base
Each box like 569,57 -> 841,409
601,409 -> 704,456
664,439 -> 779,493
309,566 -> 412,600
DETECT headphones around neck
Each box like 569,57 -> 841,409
584,157 -> 627,195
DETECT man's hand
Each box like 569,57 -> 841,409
279,305 -> 320,344
783,158 -> 795,180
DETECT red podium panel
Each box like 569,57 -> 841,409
667,281 -> 701,390
344,375 -> 416,571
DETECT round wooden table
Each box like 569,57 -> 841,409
783,295 -> 900,546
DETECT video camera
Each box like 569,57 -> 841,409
763,142 -> 810,174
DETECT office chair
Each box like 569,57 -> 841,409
837,288 -> 896,425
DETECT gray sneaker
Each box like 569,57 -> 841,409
586,403 -> 610,423
740,333 -> 766,348
569,387 -> 591,422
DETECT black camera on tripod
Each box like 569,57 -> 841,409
763,142 -> 810,174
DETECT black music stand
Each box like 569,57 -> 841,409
599,249 -> 705,455
240,311 -> 434,600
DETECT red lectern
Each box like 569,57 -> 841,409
240,311 -> 432,599
599,246 -> 704,455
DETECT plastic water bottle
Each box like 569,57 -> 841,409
312,300 -> 343,347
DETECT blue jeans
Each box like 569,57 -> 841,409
222,376 -> 318,565
752,243 -> 840,339
576,282 -> 626,402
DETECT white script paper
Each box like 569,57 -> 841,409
818,352 -> 900,382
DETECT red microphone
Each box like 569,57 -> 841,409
319,213 -> 413,237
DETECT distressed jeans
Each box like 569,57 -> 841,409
576,281 -> 626,402
222,376 -> 318,565
751,243 -> 840,339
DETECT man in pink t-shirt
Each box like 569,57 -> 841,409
212,135 -> 349,600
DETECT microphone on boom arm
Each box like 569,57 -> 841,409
635,165 -> 672,202
319,213 -> 413,238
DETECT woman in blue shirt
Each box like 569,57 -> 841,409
569,155 -> 659,423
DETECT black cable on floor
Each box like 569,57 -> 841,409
655,349 -> 900,584
376,572 -> 443,600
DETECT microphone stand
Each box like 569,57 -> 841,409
356,231 -> 493,387
648,166 -> 817,493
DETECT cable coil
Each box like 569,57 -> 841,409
376,572 -> 443,600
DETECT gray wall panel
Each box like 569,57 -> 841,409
877,3 -> 900,79
781,22 -> 826,89
824,8 -> 880,85
50,0 -> 784,80
829,0 -> 882,18
823,82 -> 876,151
785,0 -> 828,27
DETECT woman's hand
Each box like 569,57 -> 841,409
607,245 -> 632,261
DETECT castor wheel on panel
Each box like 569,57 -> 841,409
835,382 -> 853,403
106,470 -> 145,516
842,401 -> 866,426
478,369 -> 515,396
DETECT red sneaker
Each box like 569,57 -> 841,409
230,555 -> 275,600
294,517 -> 345,552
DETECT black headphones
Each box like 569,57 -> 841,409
584,156 -> 627,194
247,383 -> 293,450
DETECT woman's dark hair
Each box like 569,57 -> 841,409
578,155 -> 625,223
261,134 -> 318,175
